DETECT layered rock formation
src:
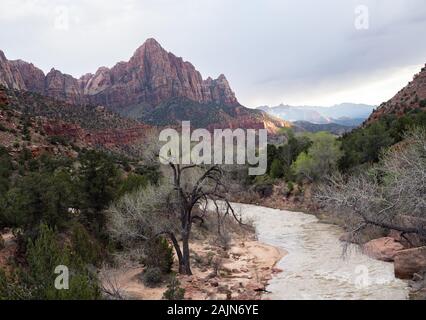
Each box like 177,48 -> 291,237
0,85 -> 151,153
367,64 -> 426,123
0,39 -> 238,109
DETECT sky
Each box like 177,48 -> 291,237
1,0 -> 426,108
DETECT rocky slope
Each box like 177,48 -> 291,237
137,96 -> 289,132
0,85 -> 151,157
367,64 -> 426,123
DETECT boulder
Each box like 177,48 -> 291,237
388,230 -> 426,249
362,237 -> 404,262
394,246 -> 426,279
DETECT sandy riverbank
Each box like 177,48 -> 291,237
104,235 -> 285,300
1,224 -> 285,300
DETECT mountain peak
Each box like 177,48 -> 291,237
144,37 -> 161,46
133,38 -> 165,56
0,40 -> 239,108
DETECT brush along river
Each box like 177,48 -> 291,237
230,203 -> 409,300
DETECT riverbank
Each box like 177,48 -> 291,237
231,202 -> 409,300
101,220 -> 285,300
231,185 -> 424,299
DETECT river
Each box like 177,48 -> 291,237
231,203 -> 409,300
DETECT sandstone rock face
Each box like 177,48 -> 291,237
362,237 -> 404,262
43,121 -> 148,148
45,68 -> 83,105
0,50 -> 26,90
367,64 -> 426,123
9,59 -> 45,93
394,246 -> 426,279
0,39 -> 238,109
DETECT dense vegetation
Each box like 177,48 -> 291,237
339,109 -> 426,170
0,146 -> 160,300
262,109 -> 426,185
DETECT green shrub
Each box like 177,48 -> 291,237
162,276 -> 185,300
287,181 -> 294,194
142,267 -> 162,287
117,174 -> 149,197
142,237 -> 174,274
135,165 -> 161,185
420,99 -> 426,108
71,223 -> 102,266
292,132 -> 342,182
78,150 -> 119,232
4,224 -> 102,300
269,159 -> 283,179
2,170 -> 74,230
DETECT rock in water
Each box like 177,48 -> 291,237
394,246 -> 426,279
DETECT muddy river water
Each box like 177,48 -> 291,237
232,203 -> 409,300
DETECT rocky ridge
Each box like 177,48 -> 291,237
0,39 -> 238,110
367,64 -> 426,123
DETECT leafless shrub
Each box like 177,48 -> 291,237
107,183 -> 179,246
315,127 -> 426,241
108,164 -> 242,275
99,267 -> 125,300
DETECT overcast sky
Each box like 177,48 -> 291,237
1,0 -> 426,107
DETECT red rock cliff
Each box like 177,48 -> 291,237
0,39 -> 239,109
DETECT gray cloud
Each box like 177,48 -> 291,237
1,0 -> 426,107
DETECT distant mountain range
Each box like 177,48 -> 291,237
257,103 -> 375,126
291,121 -> 356,135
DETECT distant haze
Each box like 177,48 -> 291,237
259,103 -> 375,125
1,0 -> 426,107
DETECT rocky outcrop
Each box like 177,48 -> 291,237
45,68 -> 83,105
9,59 -> 45,93
394,246 -> 426,279
0,39 -> 239,109
80,39 -> 239,109
367,64 -> 426,123
362,237 -> 404,262
42,121 -> 148,148
0,50 -> 26,90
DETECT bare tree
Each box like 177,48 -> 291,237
107,164 -> 240,275
169,164 -> 242,274
99,267 -> 125,300
315,127 -> 426,241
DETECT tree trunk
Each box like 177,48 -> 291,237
169,233 -> 186,274
180,228 -> 192,275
